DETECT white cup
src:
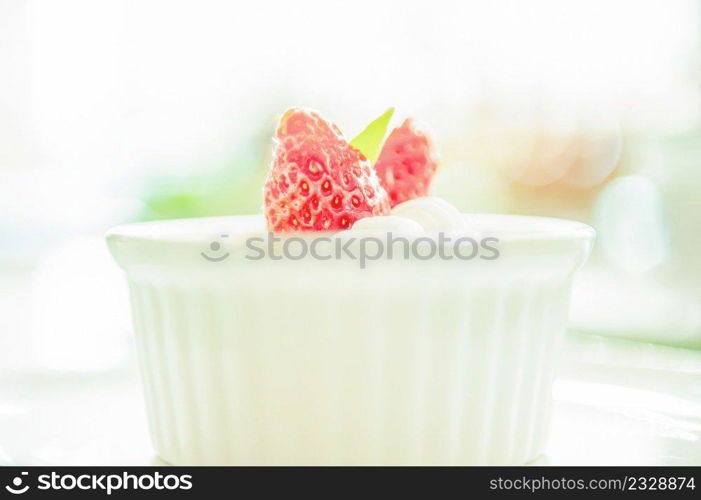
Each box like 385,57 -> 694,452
107,214 -> 593,465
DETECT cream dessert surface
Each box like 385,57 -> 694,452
107,197 -> 593,246
107,204 -> 593,282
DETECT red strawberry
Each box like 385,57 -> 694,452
374,119 -> 438,207
264,108 -> 390,232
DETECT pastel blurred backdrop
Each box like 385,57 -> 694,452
0,0 -> 699,464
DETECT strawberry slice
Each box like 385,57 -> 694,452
374,119 -> 438,207
264,108 -> 390,232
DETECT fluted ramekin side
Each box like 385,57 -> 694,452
126,271 -> 572,465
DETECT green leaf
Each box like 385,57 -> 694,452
350,107 -> 395,164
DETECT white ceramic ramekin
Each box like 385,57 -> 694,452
107,214 -> 594,465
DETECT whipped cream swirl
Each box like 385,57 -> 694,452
349,197 -> 469,234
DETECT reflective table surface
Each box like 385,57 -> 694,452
1,332 -> 699,465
